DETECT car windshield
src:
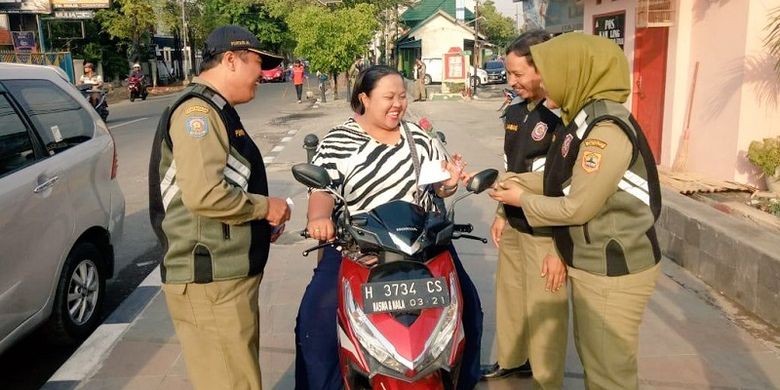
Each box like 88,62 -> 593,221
485,61 -> 504,70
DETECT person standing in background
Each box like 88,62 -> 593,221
292,59 -> 306,103
347,57 -> 363,98
414,58 -> 427,101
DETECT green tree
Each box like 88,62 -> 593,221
766,6 -> 780,77
95,0 -> 157,63
478,0 -> 516,52
287,2 -> 379,98
195,0 -> 293,53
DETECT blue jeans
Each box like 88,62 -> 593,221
294,246 -> 483,390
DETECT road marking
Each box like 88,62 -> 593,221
271,145 -> 284,153
264,156 -> 276,163
281,136 -> 293,143
110,117 -> 150,129
47,323 -> 129,381
287,129 -> 297,135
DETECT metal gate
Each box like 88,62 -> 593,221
0,51 -> 75,83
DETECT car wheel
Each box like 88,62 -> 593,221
44,242 -> 106,345
470,75 -> 481,87
424,74 -> 432,85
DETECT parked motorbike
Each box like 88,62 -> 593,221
77,84 -> 109,122
126,75 -> 148,102
292,163 -> 497,389
497,88 -> 517,113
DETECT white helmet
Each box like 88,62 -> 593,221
133,63 -> 141,69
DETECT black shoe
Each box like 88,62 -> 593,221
480,361 -> 532,380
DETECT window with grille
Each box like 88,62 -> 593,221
637,0 -> 674,28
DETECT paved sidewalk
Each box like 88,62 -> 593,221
45,99 -> 780,389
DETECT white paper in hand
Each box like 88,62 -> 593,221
418,159 -> 451,186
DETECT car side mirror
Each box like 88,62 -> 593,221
292,163 -> 331,189
466,169 -> 498,194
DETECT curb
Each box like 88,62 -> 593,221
41,266 -> 163,390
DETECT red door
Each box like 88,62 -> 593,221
632,27 -> 669,163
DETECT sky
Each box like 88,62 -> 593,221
465,0 -> 523,19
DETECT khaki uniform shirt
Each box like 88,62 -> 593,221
505,121 -> 632,226
169,77 -> 269,224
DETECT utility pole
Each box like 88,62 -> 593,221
474,0 -> 479,69
181,0 -> 189,80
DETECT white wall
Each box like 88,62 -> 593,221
409,14 -> 475,61
661,0 -> 692,169
735,0 -> 780,184
583,0 -> 636,109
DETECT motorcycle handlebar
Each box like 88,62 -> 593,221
453,223 -> 473,233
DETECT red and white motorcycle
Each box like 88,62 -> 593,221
293,164 -> 497,389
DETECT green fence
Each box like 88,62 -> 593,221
0,51 -> 75,83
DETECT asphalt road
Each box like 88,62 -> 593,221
0,80 -> 297,390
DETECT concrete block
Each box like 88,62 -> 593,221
683,218 -> 702,247
714,264 -> 737,301
699,226 -> 721,258
734,258 -> 759,311
664,207 -> 687,237
697,252 -> 719,285
657,206 -> 669,227
755,284 -> 780,327
714,236 -> 739,270
757,253 -> 780,292
656,226 -> 670,251
664,234 -> 685,263
681,242 -> 701,275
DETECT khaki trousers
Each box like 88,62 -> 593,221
568,263 -> 660,390
415,78 -> 427,100
162,274 -> 263,390
496,228 -> 568,389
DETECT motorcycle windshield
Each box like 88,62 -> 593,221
350,200 -> 450,258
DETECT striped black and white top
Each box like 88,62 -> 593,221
311,118 -> 447,215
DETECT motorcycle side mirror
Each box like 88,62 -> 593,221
292,163 -> 331,189
447,168 -> 499,221
466,169 -> 499,194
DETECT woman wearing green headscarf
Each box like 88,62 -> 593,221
490,33 -> 662,389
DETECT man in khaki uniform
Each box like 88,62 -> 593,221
347,57 -> 363,98
481,31 -> 568,389
148,25 -> 291,390
490,34 -> 662,389
415,58 -> 427,101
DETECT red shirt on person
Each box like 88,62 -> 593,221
292,65 -> 305,85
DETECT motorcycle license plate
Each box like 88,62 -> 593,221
362,277 -> 450,314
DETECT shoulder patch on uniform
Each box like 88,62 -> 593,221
185,116 -> 209,139
582,151 -> 602,173
584,139 -> 608,149
561,134 -> 574,157
505,123 -> 518,132
184,105 -> 210,115
531,122 -> 548,141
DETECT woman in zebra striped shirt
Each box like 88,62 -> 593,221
294,65 -> 484,390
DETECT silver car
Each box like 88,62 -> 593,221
0,63 -> 124,354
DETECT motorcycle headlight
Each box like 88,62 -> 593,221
344,280 -> 411,374
411,272 -> 460,372
501,70 -> 506,75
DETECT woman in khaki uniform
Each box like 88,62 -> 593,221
490,33 -> 663,389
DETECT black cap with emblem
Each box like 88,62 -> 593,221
203,25 -> 283,70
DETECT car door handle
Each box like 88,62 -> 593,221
33,176 -> 60,194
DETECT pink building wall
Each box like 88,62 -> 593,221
583,0 -> 780,187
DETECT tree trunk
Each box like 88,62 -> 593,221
332,71 -> 339,100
